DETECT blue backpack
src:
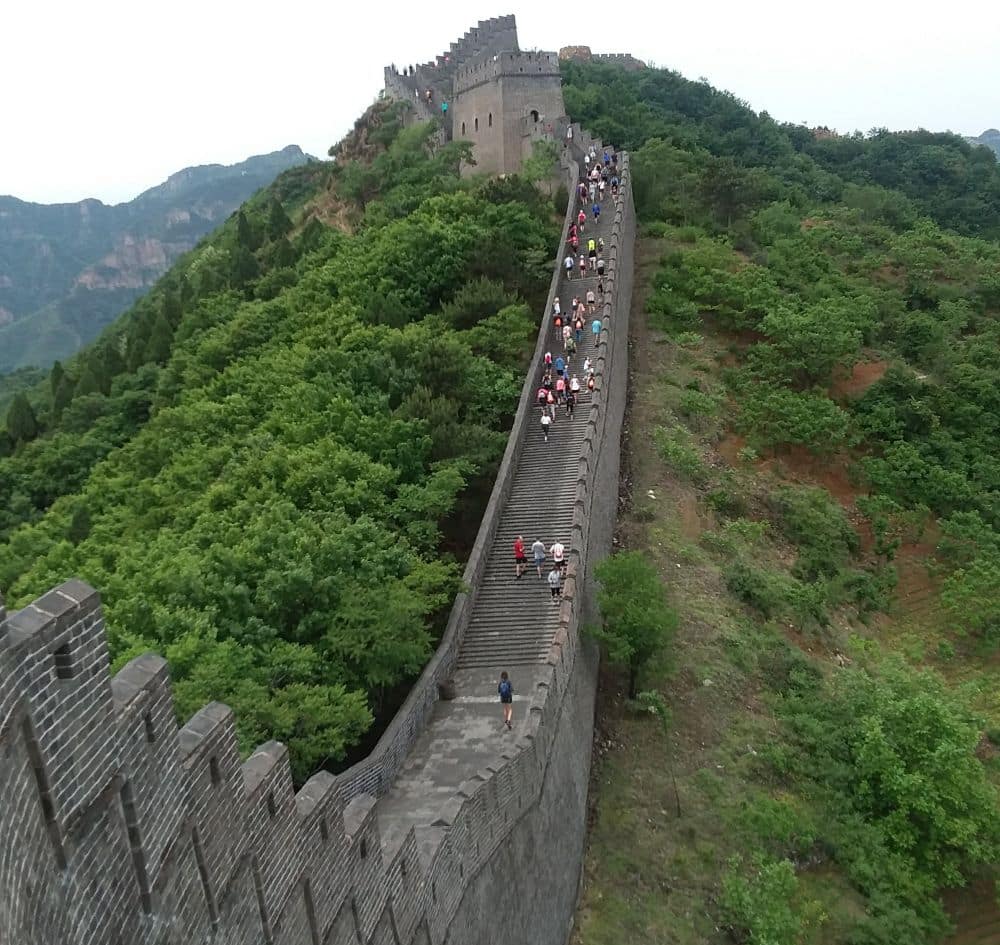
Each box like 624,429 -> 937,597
499,680 -> 512,699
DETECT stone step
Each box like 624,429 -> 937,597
449,162 -> 619,673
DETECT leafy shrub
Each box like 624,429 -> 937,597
739,387 -> 855,454
779,659 -> 1000,926
653,425 -> 709,483
770,485 -> 859,580
721,855 -> 812,945
588,552 -> 678,697
642,220 -> 672,238
724,561 -> 799,619
673,330 -> 703,347
839,565 -> 897,618
706,486 -> 749,519
677,387 -> 720,430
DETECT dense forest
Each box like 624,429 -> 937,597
3,54 -> 1000,942
0,106 -> 558,781
561,61 -> 1000,944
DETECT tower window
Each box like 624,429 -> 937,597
53,644 -> 75,680
461,121 -> 466,135
488,112 -> 493,128
475,117 -> 479,132
530,109 -> 539,123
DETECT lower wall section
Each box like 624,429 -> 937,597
0,154 -> 634,945
443,641 -> 599,945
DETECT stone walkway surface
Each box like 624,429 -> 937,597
376,166 -> 616,862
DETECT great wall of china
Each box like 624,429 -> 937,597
0,17 -> 637,945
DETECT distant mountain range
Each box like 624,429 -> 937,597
966,129 -> 1000,157
0,145 -> 313,373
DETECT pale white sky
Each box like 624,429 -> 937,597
3,0 -> 998,205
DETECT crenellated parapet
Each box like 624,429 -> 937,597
592,52 -> 647,71
452,50 -> 561,96
382,17 -> 567,176
4,22 -> 637,940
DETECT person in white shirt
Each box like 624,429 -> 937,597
540,410 -> 552,443
550,540 -> 566,573
547,567 -> 562,601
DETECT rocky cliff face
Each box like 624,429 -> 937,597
967,128 -> 1000,158
0,145 -> 313,373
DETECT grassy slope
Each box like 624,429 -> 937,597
573,236 -> 1000,944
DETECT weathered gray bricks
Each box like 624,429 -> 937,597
0,22 -> 636,945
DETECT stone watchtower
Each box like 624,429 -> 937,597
382,15 -> 567,177
451,50 -> 565,176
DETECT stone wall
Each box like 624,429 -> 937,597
0,121 -> 635,945
382,19 -> 567,177
450,52 -> 565,177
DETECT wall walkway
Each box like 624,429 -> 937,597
0,128 -> 635,945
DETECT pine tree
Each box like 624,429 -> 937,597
268,236 -> 297,269
103,342 -> 126,380
67,505 -> 91,544
144,311 -> 174,364
236,210 -> 262,251
50,360 -> 66,399
179,274 -> 194,310
266,197 -> 293,240
127,313 -> 153,372
6,393 -> 39,444
229,245 -> 260,287
297,218 -> 327,254
75,359 -> 104,396
53,374 -> 75,419
162,289 -> 183,329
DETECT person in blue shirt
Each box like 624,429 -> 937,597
592,203 -> 601,222
555,355 -> 566,377
498,672 -> 514,730
591,318 -> 602,340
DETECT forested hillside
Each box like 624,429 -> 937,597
0,145 -> 311,373
563,62 -> 1000,944
0,105 -> 558,781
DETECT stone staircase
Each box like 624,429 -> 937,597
458,260 -> 610,670
374,158 -> 619,858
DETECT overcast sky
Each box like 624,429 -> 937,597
4,0 -> 998,205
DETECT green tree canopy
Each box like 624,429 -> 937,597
589,551 -> 678,697
6,393 -> 39,444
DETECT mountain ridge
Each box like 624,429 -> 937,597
965,127 -> 1000,157
0,145 -> 314,373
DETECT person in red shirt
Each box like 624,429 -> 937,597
513,535 -> 527,579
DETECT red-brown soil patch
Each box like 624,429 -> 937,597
882,522 -> 942,620
677,492 -> 704,539
830,359 -> 888,399
717,434 -> 862,510
944,877 -> 1000,945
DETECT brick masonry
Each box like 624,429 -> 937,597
0,27 -> 637,945
382,16 -> 567,177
